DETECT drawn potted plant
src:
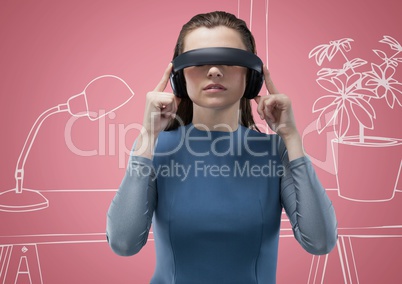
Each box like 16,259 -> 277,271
309,36 -> 402,202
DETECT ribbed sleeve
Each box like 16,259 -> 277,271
106,155 -> 157,256
279,138 -> 338,255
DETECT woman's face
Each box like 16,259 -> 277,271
182,26 -> 248,110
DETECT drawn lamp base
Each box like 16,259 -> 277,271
0,189 -> 49,212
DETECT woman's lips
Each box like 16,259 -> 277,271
203,84 -> 227,92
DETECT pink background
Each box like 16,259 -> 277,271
1,0 -> 401,283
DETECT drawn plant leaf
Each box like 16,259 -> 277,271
355,97 -> 376,118
339,38 -> 354,52
343,58 -> 367,70
387,80 -> 402,108
317,78 -> 340,94
312,95 -> 339,112
371,63 -> 384,78
317,77 -> 345,94
327,44 -> 338,61
316,103 -> 338,134
308,44 -> 329,66
345,73 -> 362,94
317,68 -> 340,77
373,49 -> 387,60
350,99 -> 375,129
352,86 -> 378,98
384,64 -> 397,78
332,77 -> 345,93
380,35 -> 402,51
384,91 -> 396,108
337,105 -> 350,138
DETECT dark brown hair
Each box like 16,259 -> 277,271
165,11 -> 260,131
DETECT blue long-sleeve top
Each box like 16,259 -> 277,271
106,123 -> 337,283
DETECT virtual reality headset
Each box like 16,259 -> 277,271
170,47 -> 264,99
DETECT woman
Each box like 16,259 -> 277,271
107,11 -> 337,283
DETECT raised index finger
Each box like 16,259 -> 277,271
263,65 -> 279,95
154,63 -> 173,92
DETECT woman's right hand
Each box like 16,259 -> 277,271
142,63 -> 181,136
133,63 -> 181,159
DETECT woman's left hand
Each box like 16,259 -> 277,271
254,65 -> 298,140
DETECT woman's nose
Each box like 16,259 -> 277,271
207,66 -> 223,78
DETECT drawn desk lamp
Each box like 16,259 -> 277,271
0,75 -> 134,212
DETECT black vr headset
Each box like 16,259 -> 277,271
170,47 -> 264,99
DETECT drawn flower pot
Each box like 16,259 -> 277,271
332,136 -> 402,201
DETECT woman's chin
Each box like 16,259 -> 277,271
194,99 -> 240,111
191,93 -> 242,109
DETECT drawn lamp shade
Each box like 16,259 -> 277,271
0,75 -> 134,212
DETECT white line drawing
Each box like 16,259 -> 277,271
309,36 -> 402,202
0,75 -> 134,213
1,0 -> 401,282
0,75 -> 134,283
302,110 -> 339,175
308,254 -> 329,284
306,36 -> 402,283
0,244 -> 43,284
